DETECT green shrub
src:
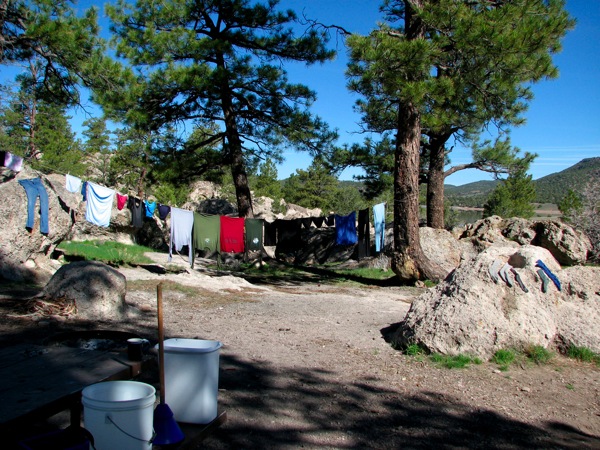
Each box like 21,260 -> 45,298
566,345 -> 600,365
405,343 -> 425,356
524,345 -> 554,365
492,349 -> 516,370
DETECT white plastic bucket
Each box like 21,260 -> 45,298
161,338 -> 222,424
82,381 -> 156,450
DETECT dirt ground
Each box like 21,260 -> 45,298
1,253 -> 599,449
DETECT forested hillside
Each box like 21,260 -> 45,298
444,157 -> 600,208
533,157 -> 600,204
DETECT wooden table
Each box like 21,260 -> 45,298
0,344 -> 144,433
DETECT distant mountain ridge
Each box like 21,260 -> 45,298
445,157 -> 600,207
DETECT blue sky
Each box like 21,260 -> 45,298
277,0 -> 600,185
3,1 -> 599,185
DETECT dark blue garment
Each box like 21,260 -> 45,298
536,260 -> 561,291
81,181 -> 88,201
18,178 -> 49,234
335,212 -> 358,245
157,203 -> 170,220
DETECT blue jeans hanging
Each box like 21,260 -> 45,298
18,178 -> 49,234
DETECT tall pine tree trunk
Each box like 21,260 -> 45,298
427,132 -> 450,229
218,54 -> 254,218
392,0 -> 445,282
228,129 -> 254,218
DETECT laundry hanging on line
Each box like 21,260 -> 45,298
169,207 -> 194,265
220,216 -> 245,253
65,174 -> 82,193
85,182 -> 115,228
18,177 -> 49,234
3,152 -> 23,172
373,203 -> 386,253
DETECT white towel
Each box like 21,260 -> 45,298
65,174 -> 82,193
85,182 -> 115,227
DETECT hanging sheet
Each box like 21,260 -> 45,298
85,182 -> 115,227
169,207 -> 194,264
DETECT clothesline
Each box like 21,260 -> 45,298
6,155 -> 387,262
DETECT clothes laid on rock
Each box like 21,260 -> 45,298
245,218 -> 264,252
220,216 -> 245,253
335,212 -> 358,245
4,152 -> 23,172
85,182 -> 115,228
116,193 -> 128,211
18,177 -> 49,234
536,259 -> 561,291
537,268 -> 550,293
65,174 -> 82,193
144,200 -> 156,218
511,268 -> 529,293
127,196 -> 144,228
357,208 -> 371,259
192,213 -> 221,268
169,207 -> 194,264
157,203 -> 170,220
488,260 -> 503,283
373,203 -> 386,253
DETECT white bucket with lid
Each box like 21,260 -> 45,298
161,338 -> 222,424
82,380 -> 156,450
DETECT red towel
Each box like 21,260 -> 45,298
116,193 -> 128,211
220,216 -> 245,253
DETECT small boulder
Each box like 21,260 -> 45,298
42,261 -> 127,321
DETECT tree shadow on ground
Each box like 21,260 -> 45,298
202,353 -> 600,449
211,260 -> 403,288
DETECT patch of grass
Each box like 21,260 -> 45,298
566,383 -> 575,390
524,345 -> 554,365
332,267 -> 394,281
566,345 -> 600,366
423,280 -> 437,288
57,240 -> 154,266
492,349 -> 516,371
430,353 -> 482,369
405,343 -> 426,356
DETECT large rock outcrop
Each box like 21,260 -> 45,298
460,216 -> 591,265
0,168 -> 78,281
393,245 -> 600,359
41,261 -> 127,321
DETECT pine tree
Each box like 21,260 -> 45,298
282,158 -> 339,213
1,0 -> 121,104
82,117 -> 112,184
483,169 -> 536,219
105,0 -> 337,217
346,0 -> 573,281
253,158 -> 282,201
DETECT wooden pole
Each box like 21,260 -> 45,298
157,282 -> 166,405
